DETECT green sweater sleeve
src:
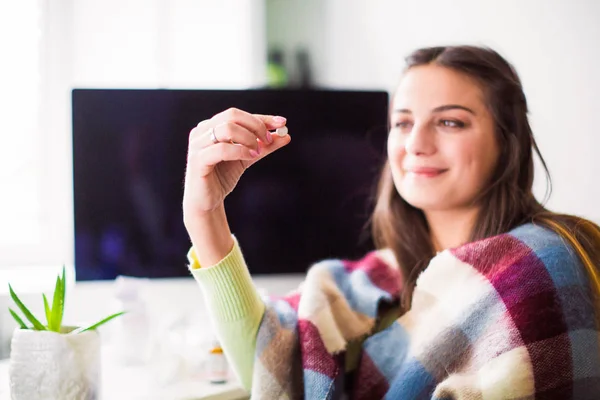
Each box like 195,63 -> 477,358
188,236 -> 265,392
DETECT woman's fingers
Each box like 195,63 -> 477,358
188,128 -> 291,175
243,129 -> 291,168
189,142 -> 257,176
200,108 -> 286,146
253,113 -> 287,131
190,121 -> 262,151
191,109 -> 287,150
187,107 -> 290,176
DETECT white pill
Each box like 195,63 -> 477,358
276,126 -> 288,137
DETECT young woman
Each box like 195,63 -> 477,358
183,46 -> 600,399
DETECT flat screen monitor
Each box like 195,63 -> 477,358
72,89 -> 389,280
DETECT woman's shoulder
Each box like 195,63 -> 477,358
508,222 -> 585,275
508,222 -> 575,255
449,222 -> 591,291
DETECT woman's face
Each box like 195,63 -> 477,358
388,64 -> 500,212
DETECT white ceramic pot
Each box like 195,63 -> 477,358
9,327 -> 101,400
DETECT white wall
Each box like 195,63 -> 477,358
270,0 -> 600,222
72,0 -> 267,88
0,1 -> 42,248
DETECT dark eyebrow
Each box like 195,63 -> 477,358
393,104 -> 477,115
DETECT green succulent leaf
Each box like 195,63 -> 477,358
51,267 -> 66,333
70,311 -> 126,335
9,308 -> 28,329
43,294 -> 53,331
8,284 -> 46,331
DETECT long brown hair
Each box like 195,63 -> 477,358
371,45 -> 600,311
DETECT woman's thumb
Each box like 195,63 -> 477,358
254,114 -> 287,130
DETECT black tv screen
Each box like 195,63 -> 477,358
72,89 -> 389,280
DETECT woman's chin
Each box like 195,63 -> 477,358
400,192 -> 450,211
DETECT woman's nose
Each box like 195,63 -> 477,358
404,124 -> 435,156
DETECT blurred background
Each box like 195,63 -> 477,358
0,0 -> 599,368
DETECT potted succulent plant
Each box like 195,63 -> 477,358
7,267 -> 124,400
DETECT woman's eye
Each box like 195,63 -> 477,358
440,119 -> 465,128
394,121 -> 413,130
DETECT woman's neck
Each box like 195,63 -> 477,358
425,208 -> 479,252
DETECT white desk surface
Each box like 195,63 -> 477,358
0,355 -> 248,400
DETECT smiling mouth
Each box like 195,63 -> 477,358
405,168 -> 448,178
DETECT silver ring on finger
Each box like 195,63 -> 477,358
209,127 -> 219,144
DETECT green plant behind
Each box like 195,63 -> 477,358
8,266 -> 124,334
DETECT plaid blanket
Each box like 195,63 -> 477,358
250,223 -> 600,399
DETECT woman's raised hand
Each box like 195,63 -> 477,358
183,108 -> 290,224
